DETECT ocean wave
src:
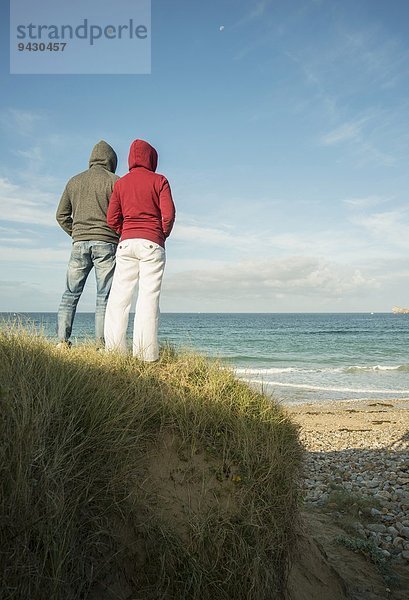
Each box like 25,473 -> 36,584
235,364 -> 409,376
241,379 -> 409,394
235,366 -> 340,375
346,364 -> 409,373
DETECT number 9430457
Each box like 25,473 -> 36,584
18,42 -> 67,51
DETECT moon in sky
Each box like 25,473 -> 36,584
219,25 -> 225,31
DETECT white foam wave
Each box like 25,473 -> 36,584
346,364 -> 409,372
241,378 -> 409,394
235,364 -> 409,376
234,366 -> 342,375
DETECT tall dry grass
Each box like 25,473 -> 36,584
0,328 -> 302,599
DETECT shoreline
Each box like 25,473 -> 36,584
243,376 -> 409,408
283,396 -> 409,408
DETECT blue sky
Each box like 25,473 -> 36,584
1,0 -> 409,312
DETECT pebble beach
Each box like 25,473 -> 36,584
288,399 -> 409,566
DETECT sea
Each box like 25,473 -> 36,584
2,312 -> 409,406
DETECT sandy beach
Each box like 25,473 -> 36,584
287,398 -> 409,449
287,399 -> 409,600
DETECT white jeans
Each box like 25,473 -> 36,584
104,238 -> 166,361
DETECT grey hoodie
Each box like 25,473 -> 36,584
56,140 -> 119,243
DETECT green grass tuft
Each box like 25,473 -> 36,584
0,328 -> 302,599
325,489 -> 382,519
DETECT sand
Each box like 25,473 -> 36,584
287,398 -> 409,451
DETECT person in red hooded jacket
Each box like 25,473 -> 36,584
104,139 -> 175,361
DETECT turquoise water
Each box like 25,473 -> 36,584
2,312 -> 409,404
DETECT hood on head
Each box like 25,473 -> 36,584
128,139 -> 158,172
89,140 -> 118,173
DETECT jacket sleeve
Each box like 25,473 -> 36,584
107,182 -> 123,235
159,178 -> 175,238
56,184 -> 73,236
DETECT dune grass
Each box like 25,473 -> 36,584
0,328 -> 302,599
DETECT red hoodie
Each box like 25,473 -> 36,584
107,139 -> 175,247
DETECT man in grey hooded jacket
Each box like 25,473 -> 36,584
56,140 -> 119,346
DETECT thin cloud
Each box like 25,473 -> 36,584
321,121 -> 363,145
0,238 -> 35,245
171,211 -> 403,265
354,210 -> 409,250
248,0 -> 273,19
164,256 -> 378,301
343,29 -> 409,90
172,222 -> 237,246
233,0 -> 274,28
0,245 -> 67,263
0,177 -> 57,227
0,280 -> 61,312
343,195 -> 390,209
16,145 -> 44,165
0,108 -> 44,137
320,116 -> 396,166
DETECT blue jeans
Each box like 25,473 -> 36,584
58,241 -> 117,343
